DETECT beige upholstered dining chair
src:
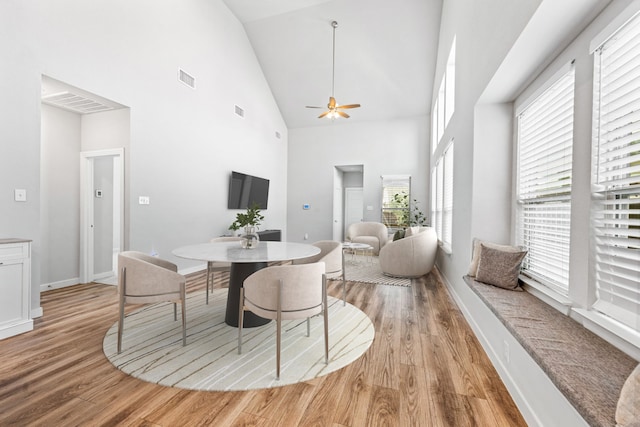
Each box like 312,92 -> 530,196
293,240 -> 346,305
206,236 -> 242,304
238,262 -> 328,380
117,251 -> 187,354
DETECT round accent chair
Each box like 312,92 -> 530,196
345,222 -> 388,255
379,226 -> 438,278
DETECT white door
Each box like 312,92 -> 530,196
80,148 -> 124,284
344,187 -> 363,237
332,168 -> 344,241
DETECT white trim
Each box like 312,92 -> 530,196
178,263 -> 207,277
31,306 -> 43,319
80,148 -> 125,284
589,0 -> 640,53
571,308 -> 640,360
0,320 -> 34,340
41,277 -> 81,292
515,60 -> 574,117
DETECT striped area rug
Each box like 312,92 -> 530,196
343,255 -> 411,287
103,288 -> 374,391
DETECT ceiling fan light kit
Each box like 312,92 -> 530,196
305,20 -> 360,120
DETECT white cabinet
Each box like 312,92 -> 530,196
0,239 -> 32,339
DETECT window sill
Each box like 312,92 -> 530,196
438,242 -> 452,255
519,275 -> 572,316
571,308 -> 640,360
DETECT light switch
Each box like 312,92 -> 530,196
14,189 -> 27,202
139,196 -> 150,205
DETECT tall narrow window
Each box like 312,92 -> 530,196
432,142 -> 454,251
516,66 -> 575,294
591,12 -> 640,330
431,38 -> 456,153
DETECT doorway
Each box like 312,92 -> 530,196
333,165 -> 364,241
80,149 -> 124,284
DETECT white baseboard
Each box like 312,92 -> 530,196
31,306 -> 43,318
41,277 -> 81,292
0,319 -> 33,340
178,263 -> 207,276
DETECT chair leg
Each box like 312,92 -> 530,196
341,251 -> 346,306
323,274 -> 329,364
306,317 -> 310,337
206,261 -> 212,305
276,279 -> 283,380
237,287 -> 244,354
181,283 -> 187,346
174,303 -> 177,321
117,267 -> 126,354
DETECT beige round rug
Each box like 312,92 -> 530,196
103,288 -> 374,391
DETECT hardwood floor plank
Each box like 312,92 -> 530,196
0,267 -> 526,426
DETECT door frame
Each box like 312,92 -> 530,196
79,148 -> 124,284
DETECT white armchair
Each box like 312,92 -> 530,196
345,222 -> 388,255
379,227 -> 437,278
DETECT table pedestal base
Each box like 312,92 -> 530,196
225,262 -> 271,327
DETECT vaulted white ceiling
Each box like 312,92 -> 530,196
223,0 -> 443,129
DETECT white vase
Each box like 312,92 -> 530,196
241,226 -> 260,249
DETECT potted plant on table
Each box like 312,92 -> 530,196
229,203 -> 265,249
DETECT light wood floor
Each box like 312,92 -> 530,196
0,269 -> 526,426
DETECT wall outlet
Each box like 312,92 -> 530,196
14,189 -> 27,202
304,233 -> 309,240
503,340 -> 510,364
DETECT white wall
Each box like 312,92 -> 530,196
40,104 -> 81,287
287,117 -> 429,243
1,0 -> 288,307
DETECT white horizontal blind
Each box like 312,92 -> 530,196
381,176 -> 410,228
592,12 -> 640,330
434,159 -> 443,240
517,68 -> 575,294
442,143 -> 454,250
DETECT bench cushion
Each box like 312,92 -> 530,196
464,275 -> 638,427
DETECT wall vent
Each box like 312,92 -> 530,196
234,105 -> 245,118
178,68 -> 196,89
275,131 -> 281,139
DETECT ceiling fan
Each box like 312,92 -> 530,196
306,21 -> 360,119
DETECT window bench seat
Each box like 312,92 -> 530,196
462,275 -> 637,427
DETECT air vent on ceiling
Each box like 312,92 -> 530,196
178,68 -> 196,89
234,105 -> 245,118
42,91 -> 114,114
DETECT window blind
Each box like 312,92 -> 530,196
517,68 -> 575,294
442,143 -> 454,249
592,12 -> 640,330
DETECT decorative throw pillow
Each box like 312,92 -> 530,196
393,230 -> 405,241
468,238 -> 523,277
405,226 -> 420,238
616,363 -> 640,427
475,244 -> 527,290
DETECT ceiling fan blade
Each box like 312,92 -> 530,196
337,103 -> 361,109
328,97 -> 337,108
337,111 -> 350,118
305,106 -> 323,109
318,111 -> 331,118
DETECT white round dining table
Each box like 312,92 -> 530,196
173,241 -> 320,327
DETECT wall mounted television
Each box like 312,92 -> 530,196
227,171 -> 269,209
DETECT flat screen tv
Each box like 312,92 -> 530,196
227,171 -> 269,209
